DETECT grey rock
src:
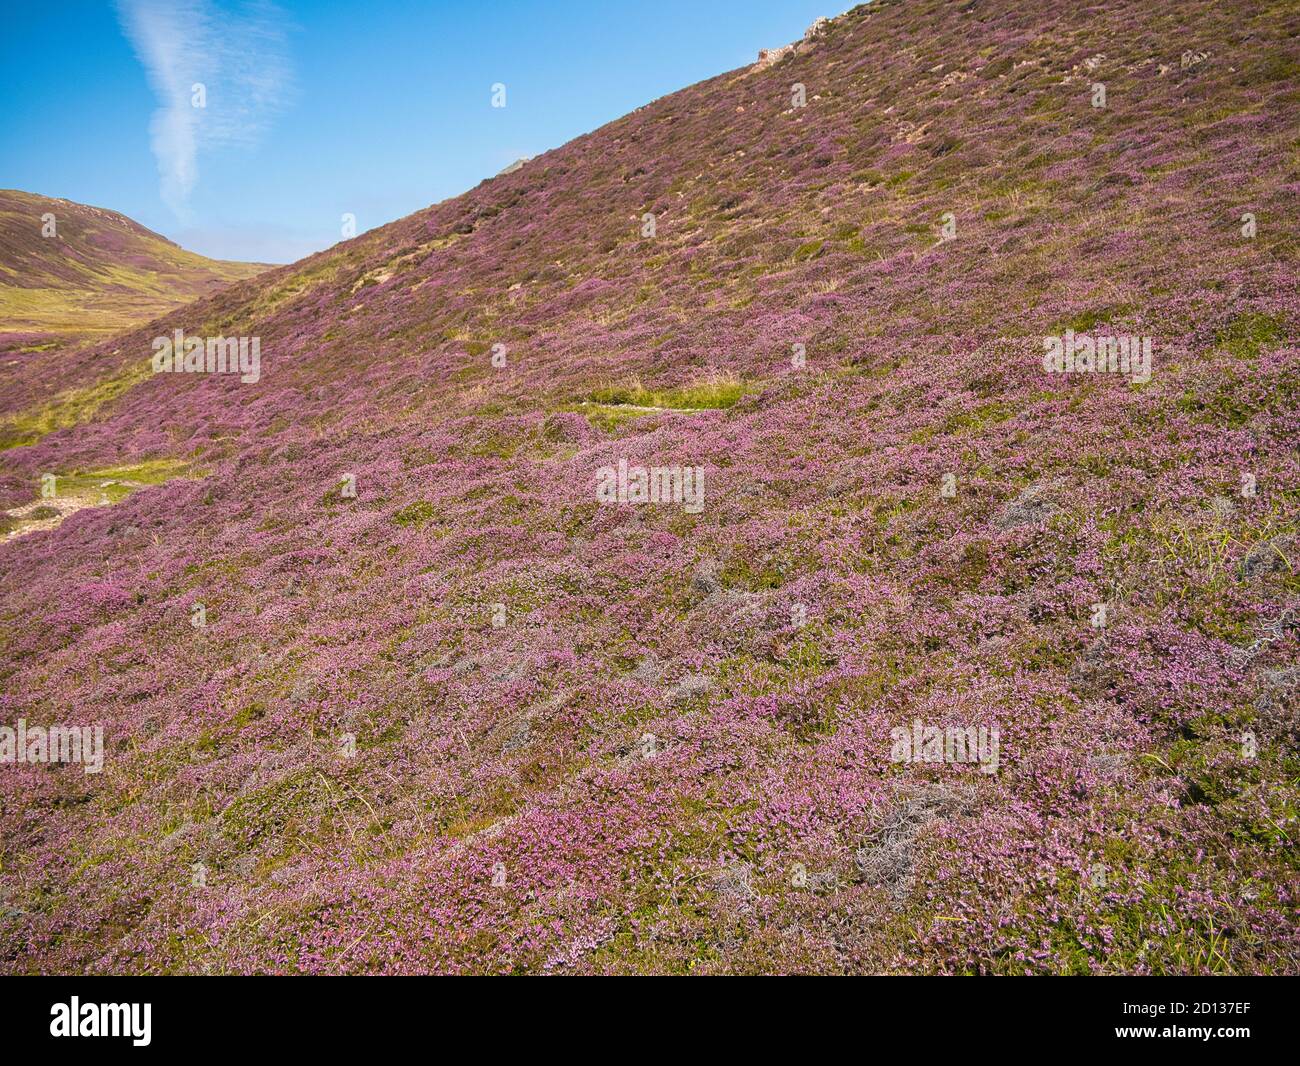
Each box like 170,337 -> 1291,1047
495,156 -> 531,177
629,653 -> 663,685
668,673 -> 714,705
1239,538 -> 1292,580
691,559 -> 722,600
502,718 -> 531,753
691,558 -> 721,597
994,480 -> 1062,531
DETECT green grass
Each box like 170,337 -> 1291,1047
53,458 -> 196,502
392,500 -> 438,527
0,359 -> 154,450
2,458 -> 197,538
585,374 -> 755,411
1214,311 -> 1286,361
792,239 -> 825,261
572,404 -> 659,432
1051,304 -> 1136,334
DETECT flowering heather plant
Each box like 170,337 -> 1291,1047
0,0 -> 1297,976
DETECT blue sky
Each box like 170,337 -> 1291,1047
1,0 -> 833,263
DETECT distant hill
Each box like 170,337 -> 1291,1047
0,189 -> 267,353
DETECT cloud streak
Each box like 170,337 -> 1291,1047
116,0 -> 294,217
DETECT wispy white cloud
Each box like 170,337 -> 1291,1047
116,0 -> 294,217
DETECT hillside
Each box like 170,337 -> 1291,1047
0,189 -> 266,357
0,0 -> 1297,975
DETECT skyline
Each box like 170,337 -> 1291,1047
2,0 -> 833,263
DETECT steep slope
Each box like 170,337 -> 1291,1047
0,0 -> 1297,975
0,189 -> 267,357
